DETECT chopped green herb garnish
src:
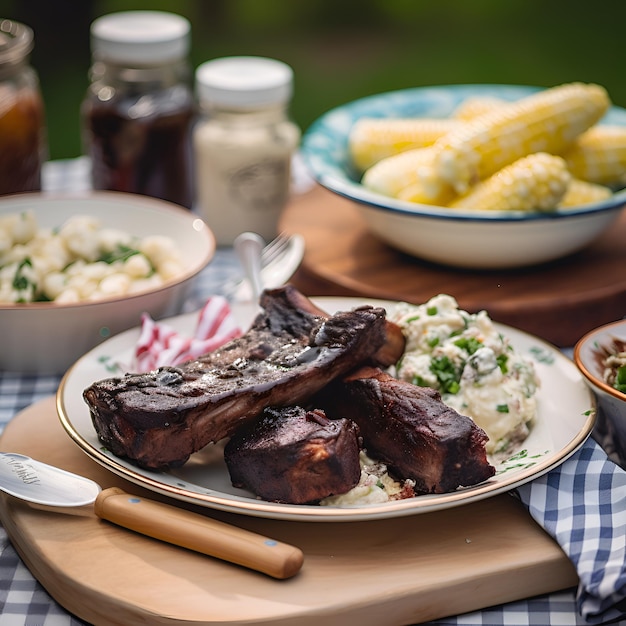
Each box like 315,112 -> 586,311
615,366 -> 626,393
496,353 -> 509,374
412,375 -> 432,388
99,244 -> 142,265
427,336 -> 440,348
426,306 -> 438,316
12,258 -> 35,291
454,336 -> 482,355
496,404 -> 510,413
430,355 -> 461,394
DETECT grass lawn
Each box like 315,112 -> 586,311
3,0 -> 625,160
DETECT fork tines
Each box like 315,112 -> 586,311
260,233 -> 291,268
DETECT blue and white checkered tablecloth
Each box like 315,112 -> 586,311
1,159 -> 625,626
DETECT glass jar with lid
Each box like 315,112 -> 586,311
0,18 -> 47,196
193,56 -> 301,245
81,11 -> 195,209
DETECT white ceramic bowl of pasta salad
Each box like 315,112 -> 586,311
0,192 -> 215,373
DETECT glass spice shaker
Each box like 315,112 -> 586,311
193,56 -> 301,245
81,11 -> 195,209
0,18 -> 47,196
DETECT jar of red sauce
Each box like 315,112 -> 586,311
81,11 -> 195,209
0,19 -> 47,196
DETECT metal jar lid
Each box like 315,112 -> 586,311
0,19 -> 34,67
195,56 -> 294,109
90,11 -> 190,65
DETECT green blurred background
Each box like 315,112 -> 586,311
2,0 -> 625,161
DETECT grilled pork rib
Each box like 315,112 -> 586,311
316,366 -> 496,494
224,406 -> 361,504
83,286 -> 389,470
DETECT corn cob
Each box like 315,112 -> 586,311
396,178 -> 457,205
362,146 -> 453,205
433,82 -> 610,194
349,117 -> 460,171
448,153 -> 571,211
452,95 -> 506,121
558,178 -> 613,207
562,125 -> 626,187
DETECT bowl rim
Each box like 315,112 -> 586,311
574,319 -> 626,401
0,190 -> 216,311
318,179 -> 626,223
301,83 -> 626,222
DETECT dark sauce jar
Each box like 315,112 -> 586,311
81,11 -> 194,209
0,19 -> 47,195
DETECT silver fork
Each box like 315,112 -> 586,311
258,232 -> 293,268
222,232 -> 302,300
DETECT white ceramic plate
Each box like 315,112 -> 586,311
58,297 -> 596,522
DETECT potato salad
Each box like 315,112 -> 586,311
320,452 -> 416,507
0,211 -> 185,304
390,294 -> 539,455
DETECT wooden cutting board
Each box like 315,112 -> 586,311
0,397 -> 578,626
279,185 -> 626,348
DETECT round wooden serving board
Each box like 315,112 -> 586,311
0,397 -> 577,626
280,185 -> 626,348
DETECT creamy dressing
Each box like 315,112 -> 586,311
390,294 -> 539,455
320,451 -> 415,507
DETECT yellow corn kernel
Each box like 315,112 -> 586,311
433,82 -> 610,194
451,95 -> 506,121
349,117 -> 460,171
362,146 -> 453,205
559,178 -> 613,207
448,153 -> 571,212
396,179 -> 457,205
563,125 -> 626,187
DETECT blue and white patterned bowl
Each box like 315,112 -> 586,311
300,84 -> 626,269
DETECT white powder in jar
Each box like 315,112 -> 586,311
193,114 -> 300,245
193,57 -> 300,245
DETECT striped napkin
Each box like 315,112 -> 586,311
132,295 -> 242,372
516,436 -> 626,624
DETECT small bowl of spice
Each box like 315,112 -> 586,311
574,319 -> 626,467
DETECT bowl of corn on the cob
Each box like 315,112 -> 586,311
301,83 -> 626,269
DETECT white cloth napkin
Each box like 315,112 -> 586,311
516,436 -> 626,624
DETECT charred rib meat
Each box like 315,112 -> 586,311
315,366 -> 496,494
83,286 -> 388,470
224,406 -> 361,504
